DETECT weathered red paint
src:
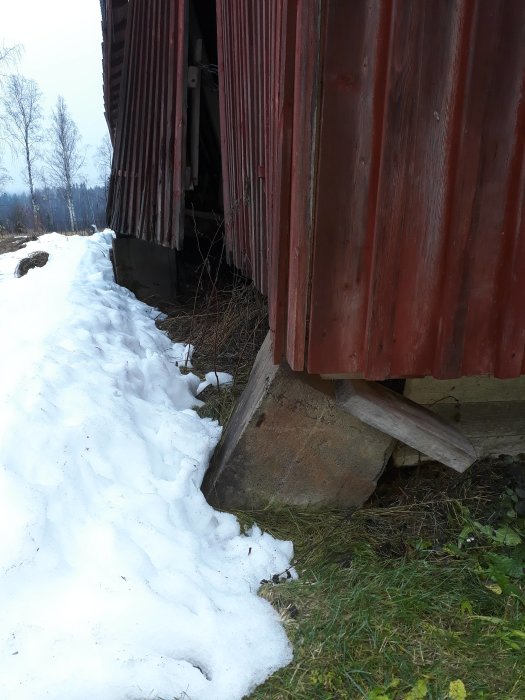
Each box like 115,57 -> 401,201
267,0 -> 297,365
102,0 -> 188,248
218,0 -> 525,379
103,0 -> 525,380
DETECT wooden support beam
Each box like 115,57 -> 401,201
336,379 -> 477,473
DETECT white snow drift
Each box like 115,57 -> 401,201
0,232 -> 293,700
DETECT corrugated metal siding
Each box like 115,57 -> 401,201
218,0 -> 525,379
217,0 -> 298,354
103,0 -> 188,249
101,0 -> 128,135
217,1 -> 271,292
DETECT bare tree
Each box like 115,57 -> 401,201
95,132 -> 113,201
0,43 -> 21,78
0,166 -> 10,195
2,75 -> 44,228
0,43 -> 21,192
46,96 -> 83,231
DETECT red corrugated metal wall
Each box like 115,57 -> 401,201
103,0 -> 188,249
217,0 -> 525,379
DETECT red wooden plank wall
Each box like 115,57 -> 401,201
103,0 -> 188,249
218,0 -> 525,379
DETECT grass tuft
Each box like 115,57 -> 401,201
239,459 -> 525,699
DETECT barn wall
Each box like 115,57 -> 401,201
102,0 -> 188,248
103,0 -> 525,380
217,0 -> 525,379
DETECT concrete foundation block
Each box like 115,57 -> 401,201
203,333 -> 396,510
112,236 -> 178,305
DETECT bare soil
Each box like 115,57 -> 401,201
0,232 -> 40,255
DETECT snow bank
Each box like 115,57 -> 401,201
0,232 -> 293,700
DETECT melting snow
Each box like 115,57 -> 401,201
0,232 -> 293,700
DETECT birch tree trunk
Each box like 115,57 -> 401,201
66,188 -> 77,232
2,75 -> 43,230
25,138 -> 39,228
46,96 -> 84,232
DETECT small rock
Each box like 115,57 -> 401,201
15,251 -> 49,278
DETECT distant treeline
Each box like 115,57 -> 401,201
0,184 -> 107,233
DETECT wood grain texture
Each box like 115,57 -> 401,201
336,379 -> 477,473
104,0 -> 525,379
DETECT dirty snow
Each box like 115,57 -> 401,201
196,371 -> 234,396
0,232 -> 293,700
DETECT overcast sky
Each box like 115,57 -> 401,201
2,0 -> 108,193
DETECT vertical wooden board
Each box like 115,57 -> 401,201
216,0 -> 231,252
364,1 -> 464,379
232,0 -> 244,269
119,0 -> 144,234
127,0 -> 151,236
304,0 -> 525,380
147,0 -> 164,244
460,1 -> 525,376
161,0 -> 176,246
141,0 -> 160,237
217,0 -> 291,303
286,0 -> 322,371
138,0 -> 161,242
107,0 -> 134,232
496,100 -> 525,377
231,2 -> 245,270
430,1 -> 477,379
103,0 -> 129,135
268,0 -> 297,364
244,2 -> 256,284
154,1 -> 167,245
172,0 -> 188,250
256,0 -> 267,293
249,3 -> 265,291
112,0 -> 139,232
306,0 -> 389,375
434,0 -> 525,378
150,0 -> 167,243
388,2 -> 469,379
216,0 -> 232,245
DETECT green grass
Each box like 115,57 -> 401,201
238,464 -> 525,700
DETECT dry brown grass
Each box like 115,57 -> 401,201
240,457 -> 525,700
157,272 -> 268,427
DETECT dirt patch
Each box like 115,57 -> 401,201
368,454 -> 525,548
15,251 -> 50,277
0,233 -> 39,256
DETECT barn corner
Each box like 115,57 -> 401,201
101,0 -> 525,511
